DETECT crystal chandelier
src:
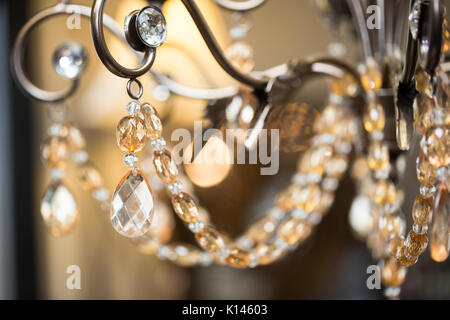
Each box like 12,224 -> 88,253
10,0 -> 450,300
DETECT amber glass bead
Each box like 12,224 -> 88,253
443,18 -> 450,53
397,248 -> 418,267
416,153 -> 436,187
140,104 -> 163,140
277,218 -> 312,245
379,212 -> 405,239
314,104 -> 343,134
361,63 -> 382,92
368,142 -> 389,171
153,149 -> 178,184
415,68 -> 431,94
226,248 -> 251,268
116,116 -> 147,152
331,74 -> 358,97
351,156 -> 370,181
195,225 -> 228,255
77,162 -> 103,191
41,136 -> 70,168
421,126 -> 450,167
309,145 -> 333,175
325,155 -> 348,178
68,126 -> 86,151
381,258 -> 407,287
134,239 -> 159,255
389,236 -> 404,258
301,183 -> 322,212
246,215 -> 278,242
416,97 -> 435,135
276,185 -> 301,211
373,179 -> 396,207
412,195 -> 433,226
363,103 -> 385,132
172,192 -> 199,224
316,191 -> 334,215
405,230 -> 428,257
256,243 -> 288,266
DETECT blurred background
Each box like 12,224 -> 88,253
0,0 -> 449,299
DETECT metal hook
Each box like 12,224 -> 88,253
127,78 -> 144,100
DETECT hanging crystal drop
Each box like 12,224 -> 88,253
430,183 -> 450,262
40,183 -> 78,237
110,169 -> 155,238
395,103 -> 414,151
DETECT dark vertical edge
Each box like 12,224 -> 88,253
8,0 -> 37,299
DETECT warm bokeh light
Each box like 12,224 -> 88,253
183,136 -> 232,188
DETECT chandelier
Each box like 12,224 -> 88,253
10,0 -> 450,300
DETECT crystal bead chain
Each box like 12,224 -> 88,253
40,103 -> 78,237
145,88 -> 354,268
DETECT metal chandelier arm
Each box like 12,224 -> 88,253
180,0 -> 268,89
90,0 -> 156,78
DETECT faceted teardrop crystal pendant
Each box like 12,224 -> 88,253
110,169 -> 155,238
430,184 -> 450,262
395,103 -> 414,151
40,183 -> 78,237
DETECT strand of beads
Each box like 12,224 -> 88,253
143,86 -> 355,268
415,78 -> 449,263
40,103 -> 78,237
358,59 -> 411,299
225,11 -> 255,74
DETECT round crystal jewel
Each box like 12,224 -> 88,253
52,41 -> 87,79
136,7 -> 167,47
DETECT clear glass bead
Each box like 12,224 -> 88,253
420,185 -> 436,197
124,153 -> 138,167
126,101 -> 141,116
72,150 -> 88,164
150,137 -> 166,151
188,220 -> 205,233
167,180 -> 183,195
